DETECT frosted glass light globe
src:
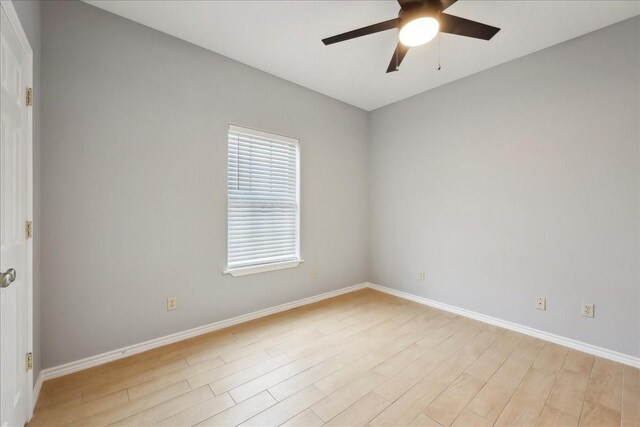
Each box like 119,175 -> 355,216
399,17 -> 439,47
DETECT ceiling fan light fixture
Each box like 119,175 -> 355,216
399,17 -> 439,47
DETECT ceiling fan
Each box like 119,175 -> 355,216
322,0 -> 500,73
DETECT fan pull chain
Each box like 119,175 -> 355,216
437,31 -> 442,71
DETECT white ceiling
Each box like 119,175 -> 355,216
84,1 -> 639,111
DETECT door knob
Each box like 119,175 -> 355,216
1,268 -> 16,288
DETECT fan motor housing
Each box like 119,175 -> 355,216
398,1 -> 440,25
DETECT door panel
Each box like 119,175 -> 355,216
0,3 -> 29,426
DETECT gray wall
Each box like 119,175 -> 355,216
13,0 -> 42,383
369,17 -> 640,357
41,1 -> 369,368
39,1 -> 639,368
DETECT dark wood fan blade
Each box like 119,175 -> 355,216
386,42 -> 409,73
322,18 -> 399,45
398,0 -> 456,11
397,0 -> 420,6
439,13 -> 500,40
438,0 -> 458,11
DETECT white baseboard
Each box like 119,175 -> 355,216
39,280 -> 639,384
32,371 -> 43,414
366,282 -> 640,369
40,283 -> 367,381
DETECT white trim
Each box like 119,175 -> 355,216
40,283 -> 367,381
295,135 -> 301,267
366,283 -> 640,369
36,280 -> 640,392
32,372 -> 43,413
0,0 -> 34,420
228,124 -> 299,145
224,259 -> 303,277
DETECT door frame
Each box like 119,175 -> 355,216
0,0 -> 34,419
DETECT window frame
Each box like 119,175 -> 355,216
223,124 -> 302,277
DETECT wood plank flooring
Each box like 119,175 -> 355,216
29,289 -> 640,426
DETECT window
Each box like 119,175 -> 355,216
225,125 -> 301,276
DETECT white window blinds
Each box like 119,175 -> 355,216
227,125 -> 300,271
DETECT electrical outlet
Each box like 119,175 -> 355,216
310,269 -> 318,280
582,303 -> 594,318
536,297 -> 546,311
167,297 -> 177,311
418,272 -> 425,281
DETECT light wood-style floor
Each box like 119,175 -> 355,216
30,289 -> 639,427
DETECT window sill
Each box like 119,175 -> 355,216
223,259 -> 303,277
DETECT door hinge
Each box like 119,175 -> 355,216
26,352 -> 33,370
25,220 -> 33,239
26,87 -> 33,106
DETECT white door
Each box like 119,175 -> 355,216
0,1 -> 31,426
